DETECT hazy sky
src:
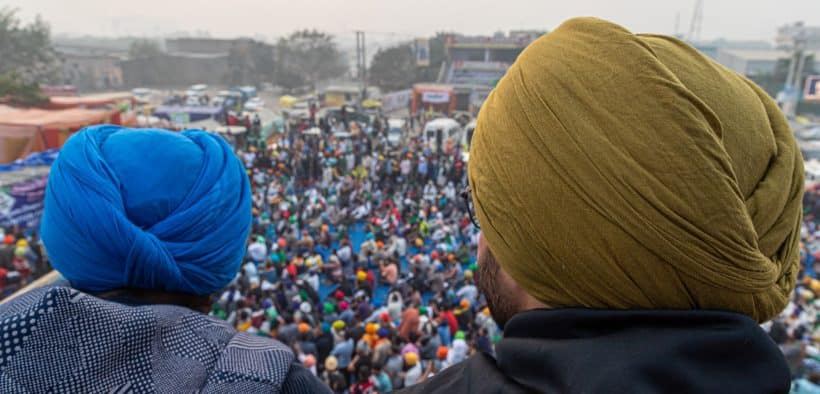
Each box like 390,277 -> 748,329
6,0 -> 820,43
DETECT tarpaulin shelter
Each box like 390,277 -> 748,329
0,150 -> 57,230
188,118 -> 222,131
0,105 -> 116,164
48,92 -> 135,109
152,106 -> 222,123
214,126 -> 247,135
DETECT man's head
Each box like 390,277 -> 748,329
470,17 -> 803,323
476,234 -> 545,328
42,126 -> 251,296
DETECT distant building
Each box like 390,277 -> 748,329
777,22 -> 820,50
164,38 -> 235,56
692,43 -> 719,60
689,39 -> 772,61
715,49 -> 791,77
438,30 -> 543,113
121,53 -> 229,88
122,38 -> 256,88
55,45 -> 124,92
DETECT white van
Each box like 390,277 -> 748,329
423,118 -> 462,154
387,118 -> 406,148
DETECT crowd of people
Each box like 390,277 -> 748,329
1,17 -> 814,393
213,108 -> 820,392
0,231 -> 49,294
212,114 -> 496,392
774,186 -> 820,393
0,110 -> 815,392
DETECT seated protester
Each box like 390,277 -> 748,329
401,18 -> 800,393
379,259 -> 399,285
2,127 -> 329,393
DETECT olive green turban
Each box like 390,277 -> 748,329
469,17 -> 803,323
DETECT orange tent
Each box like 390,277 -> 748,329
48,92 -> 135,109
0,106 -> 116,164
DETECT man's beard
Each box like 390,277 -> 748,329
476,248 -> 517,330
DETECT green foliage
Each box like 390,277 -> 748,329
0,7 -> 58,83
414,33 -> 447,83
276,29 -> 348,90
227,39 -> 275,86
128,39 -> 162,59
368,33 -> 450,91
0,72 -> 47,106
368,44 -> 415,91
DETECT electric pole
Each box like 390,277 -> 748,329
687,0 -> 703,42
783,22 -> 807,118
355,31 -> 367,103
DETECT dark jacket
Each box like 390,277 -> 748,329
0,285 -> 330,393
399,309 -> 790,394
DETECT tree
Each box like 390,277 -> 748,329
414,33 -> 448,83
0,72 -> 47,106
0,7 -> 58,83
226,39 -> 275,86
369,44 -> 415,91
128,39 -> 162,59
276,29 -> 348,90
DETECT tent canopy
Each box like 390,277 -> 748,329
188,118 -> 222,131
49,92 -> 134,109
0,106 -> 112,132
0,105 -> 115,164
215,126 -> 247,135
153,106 -> 222,122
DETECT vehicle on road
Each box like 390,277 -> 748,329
131,88 -> 156,104
244,97 -> 265,111
423,118 -> 462,154
186,84 -> 208,97
387,118 -> 406,149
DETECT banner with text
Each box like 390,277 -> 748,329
415,38 -> 431,67
0,171 -> 49,230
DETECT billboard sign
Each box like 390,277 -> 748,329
415,38 -> 430,67
0,173 -> 48,230
805,75 -> 820,102
421,91 -> 450,104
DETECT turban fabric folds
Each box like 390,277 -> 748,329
470,18 -> 803,322
42,125 -> 251,295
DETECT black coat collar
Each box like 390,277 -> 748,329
494,308 -> 790,393
399,309 -> 790,393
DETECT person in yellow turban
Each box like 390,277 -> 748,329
401,17 -> 798,394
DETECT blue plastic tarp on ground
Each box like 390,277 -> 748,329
349,221 -> 367,255
318,283 -> 338,301
0,150 -> 58,172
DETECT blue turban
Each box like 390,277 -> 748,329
41,125 -> 251,295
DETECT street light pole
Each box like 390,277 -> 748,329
783,22 -> 807,118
